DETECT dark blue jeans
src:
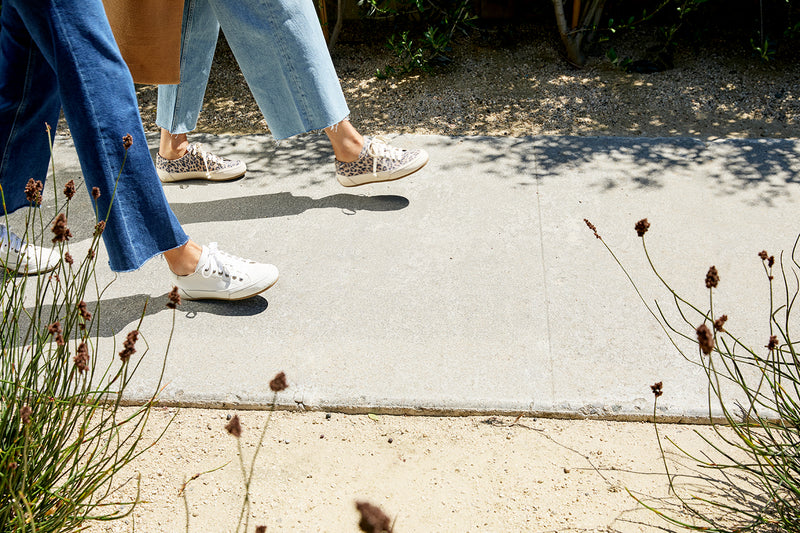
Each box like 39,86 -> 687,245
0,0 -> 189,272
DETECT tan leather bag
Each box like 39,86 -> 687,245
102,0 -> 185,85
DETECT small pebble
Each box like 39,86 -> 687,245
226,414 -> 231,420
320,434 -> 325,439
325,413 -> 331,420
388,438 -> 393,444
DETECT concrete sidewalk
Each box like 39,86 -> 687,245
38,133 -> 800,421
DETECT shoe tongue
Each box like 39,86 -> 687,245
194,245 -> 211,274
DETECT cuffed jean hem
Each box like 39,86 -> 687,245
156,0 -> 350,142
111,235 -> 190,274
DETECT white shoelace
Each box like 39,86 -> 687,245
0,224 -> 31,258
367,137 -> 405,175
199,243 -> 246,282
187,143 -> 225,180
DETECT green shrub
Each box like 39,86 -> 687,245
359,0 -> 476,77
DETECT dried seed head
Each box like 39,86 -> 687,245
634,218 -> 650,237
47,321 -> 62,336
768,255 -> 775,268
122,134 -> 133,149
78,300 -> 92,323
356,501 -> 392,533
714,315 -> 728,332
20,405 -> 32,425
74,342 -> 90,373
270,371 -> 288,392
696,324 -> 714,355
25,179 -> 43,205
51,213 -> 73,243
63,179 -> 76,200
87,249 -> 95,260
118,330 -> 139,362
64,252 -> 73,265
758,250 -> 769,261
583,218 -> 601,240
255,528 -> 266,533
167,286 -> 181,309
705,266 -> 719,289
91,187 -> 101,199
650,381 -> 663,398
767,335 -> 779,352
225,414 -> 242,438
94,220 -> 106,237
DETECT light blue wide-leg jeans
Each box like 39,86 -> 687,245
157,0 -> 350,140
0,0 -> 189,272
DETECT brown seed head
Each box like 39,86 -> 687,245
94,220 -> 106,237
356,501 -> 392,533
118,330 -> 139,362
74,342 -> 90,373
705,266 -> 719,289
650,381 -> 663,398
270,371 -> 288,392
758,250 -> 769,261
25,179 -> 43,205
87,249 -> 95,260
77,300 -> 92,322
47,321 -> 62,336
583,218 -> 601,240
91,187 -> 101,200
225,414 -> 242,438
63,179 -> 76,200
167,286 -> 181,309
255,528 -> 266,533
713,314 -> 728,332
64,252 -> 73,265
767,335 -> 779,352
20,405 -> 32,425
696,324 -> 714,355
635,218 -> 650,237
51,213 -> 73,243
122,134 -> 133,150
768,255 -> 775,268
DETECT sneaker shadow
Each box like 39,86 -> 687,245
19,292 -> 268,342
168,192 -> 409,224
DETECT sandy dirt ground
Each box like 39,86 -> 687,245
79,20 -> 792,533
86,408 -> 748,533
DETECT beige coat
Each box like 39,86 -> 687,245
102,0 -> 185,85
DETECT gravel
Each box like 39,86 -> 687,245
135,23 -> 799,140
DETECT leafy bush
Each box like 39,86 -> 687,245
0,138 -> 172,531
358,0 -> 476,77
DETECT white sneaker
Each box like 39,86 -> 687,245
0,224 -> 59,274
171,243 -> 279,301
156,143 -> 246,183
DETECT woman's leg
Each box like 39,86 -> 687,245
1,0 -> 279,300
209,0 -> 350,140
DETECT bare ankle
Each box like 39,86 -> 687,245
159,129 -> 190,160
163,240 -> 202,277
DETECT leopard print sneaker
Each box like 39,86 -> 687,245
335,137 -> 428,187
156,143 -> 246,183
